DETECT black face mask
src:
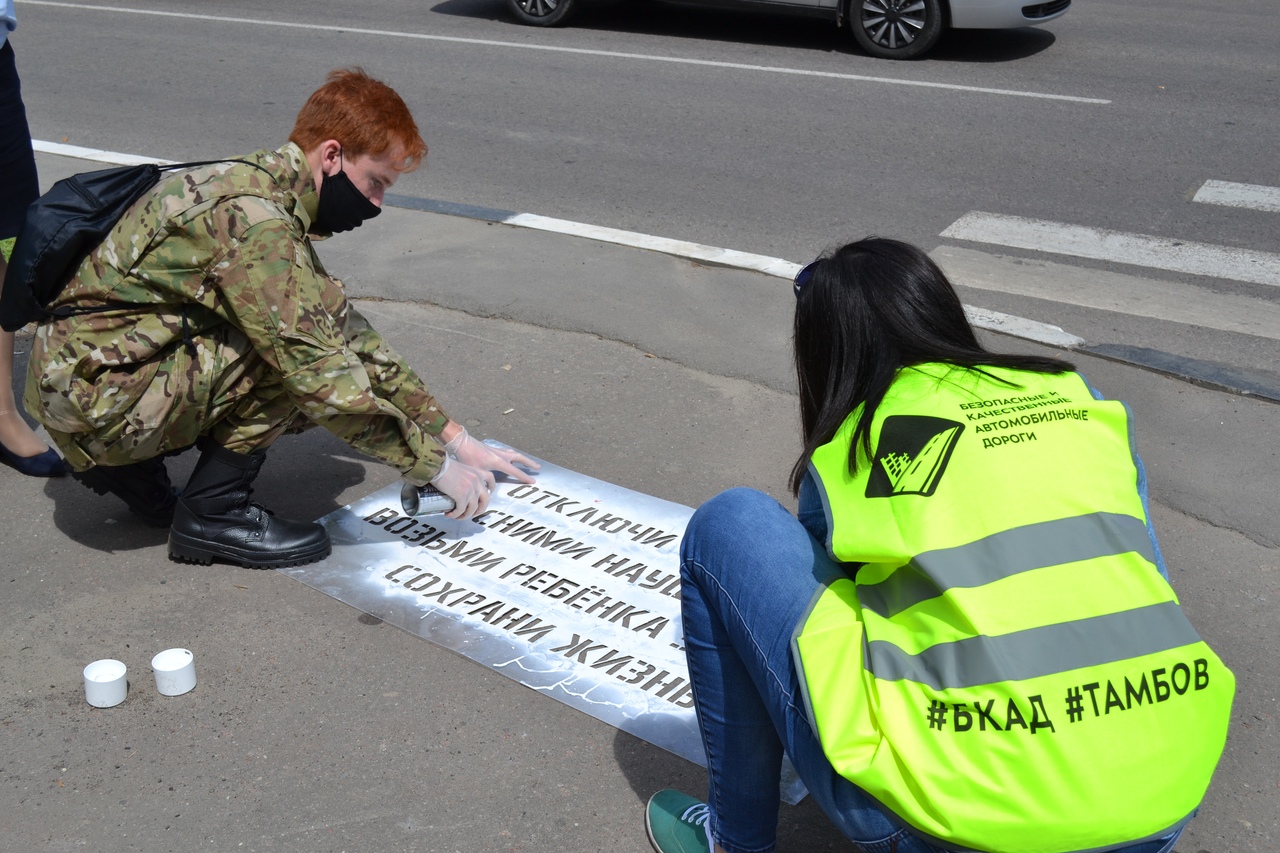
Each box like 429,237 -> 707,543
314,157 -> 381,234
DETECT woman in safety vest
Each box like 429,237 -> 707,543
645,237 -> 1232,853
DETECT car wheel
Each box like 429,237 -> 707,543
506,0 -> 577,26
849,0 -> 944,59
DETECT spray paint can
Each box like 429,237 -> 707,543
400,482 -> 457,516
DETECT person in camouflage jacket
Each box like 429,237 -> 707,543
25,68 -> 537,569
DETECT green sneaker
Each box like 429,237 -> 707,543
646,789 -> 712,853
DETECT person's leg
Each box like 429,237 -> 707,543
200,335 -> 308,454
62,329 -> 329,565
677,488 -> 945,853
0,322 -> 58,459
55,329 -> 251,525
158,328 -> 328,567
59,326 -> 291,466
168,434 -> 330,568
0,43 -> 60,472
0,42 -> 41,242
57,325 -> 317,552
1,264 -> 70,478
678,486 -> 1191,853
1,253 -> 66,474
678,491 -> 789,852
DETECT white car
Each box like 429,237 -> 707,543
505,0 -> 1071,59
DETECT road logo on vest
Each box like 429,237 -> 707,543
866,416 -> 964,498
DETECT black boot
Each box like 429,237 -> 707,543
168,441 -> 330,569
72,458 -> 177,527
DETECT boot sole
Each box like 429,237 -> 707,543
168,530 -> 331,569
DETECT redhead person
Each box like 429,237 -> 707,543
23,68 -> 537,568
645,237 -> 1233,853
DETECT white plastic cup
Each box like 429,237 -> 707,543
151,648 -> 196,697
83,659 -> 128,708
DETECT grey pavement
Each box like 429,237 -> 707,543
2,152 -> 1276,852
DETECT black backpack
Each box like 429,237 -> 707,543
0,159 -> 248,332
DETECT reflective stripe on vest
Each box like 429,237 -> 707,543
858,511 -> 1157,620
868,600 -> 1200,690
795,364 -> 1234,853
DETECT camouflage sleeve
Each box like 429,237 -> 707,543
339,301 -> 454,431
217,216 -> 449,484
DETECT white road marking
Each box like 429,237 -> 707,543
32,139 -> 172,166
506,217 -> 1083,346
504,213 -> 801,278
941,212 -> 1280,289
1193,180 -> 1280,214
30,141 -> 1087,350
24,0 -> 1110,105
933,246 -> 1280,341
962,307 -> 1084,347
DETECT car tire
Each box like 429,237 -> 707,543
849,0 -> 944,59
506,0 -> 577,26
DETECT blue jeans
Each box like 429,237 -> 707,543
678,480 -> 1183,853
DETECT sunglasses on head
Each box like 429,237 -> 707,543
793,260 -> 819,297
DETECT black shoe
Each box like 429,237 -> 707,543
0,440 -> 70,478
168,441 -> 330,569
72,458 -> 177,527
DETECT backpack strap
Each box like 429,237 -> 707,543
163,158 -> 274,178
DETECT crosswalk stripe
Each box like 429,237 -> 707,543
1192,180 -> 1280,214
933,247 -> 1280,342
940,212 -> 1280,289
962,306 -> 1085,348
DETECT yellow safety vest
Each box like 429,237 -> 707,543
794,364 -> 1233,853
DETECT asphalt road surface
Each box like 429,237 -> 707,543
15,0 -> 1279,383
3,2 -> 1277,851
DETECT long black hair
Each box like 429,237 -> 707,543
789,237 -> 1074,495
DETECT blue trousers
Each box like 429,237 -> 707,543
678,478 -> 1183,853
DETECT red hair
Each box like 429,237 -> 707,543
290,68 -> 427,172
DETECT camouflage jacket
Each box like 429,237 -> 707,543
26,143 -> 451,482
